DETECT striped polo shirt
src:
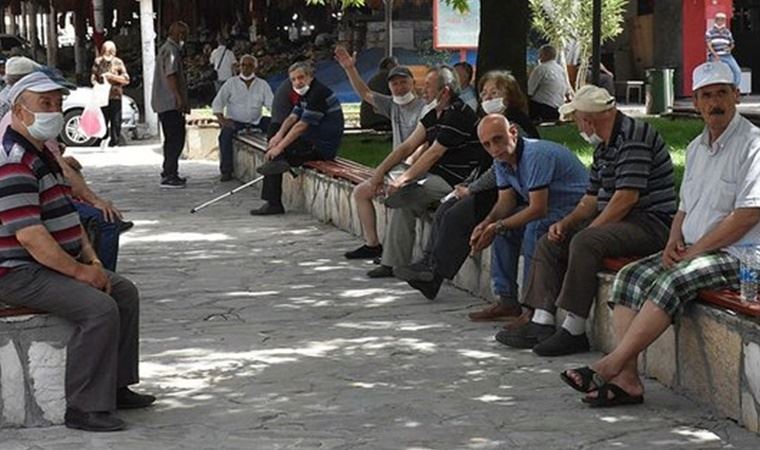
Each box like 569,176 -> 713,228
0,128 -> 82,277
587,113 -> 677,220
291,78 -> 344,160
705,25 -> 735,56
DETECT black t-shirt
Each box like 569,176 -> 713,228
420,97 -> 489,186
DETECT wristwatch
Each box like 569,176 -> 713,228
495,219 -> 507,234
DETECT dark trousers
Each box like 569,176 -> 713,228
75,201 -> 120,272
219,117 -> 271,176
428,189 -> 498,279
158,110 -> 186,178
529,100 -> 559,123
261,138 -> 324,206
100,98 -> 122,144
522,212 -> 670,318
0,266 -> 140,412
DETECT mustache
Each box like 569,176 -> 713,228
709,108 -> 726,115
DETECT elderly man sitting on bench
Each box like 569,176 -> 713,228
561,61 -> 760,408
0,72 -> 154,432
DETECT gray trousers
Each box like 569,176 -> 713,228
0,265 -> 140,412
381,173 -> 453,268
522,211 -> 670,318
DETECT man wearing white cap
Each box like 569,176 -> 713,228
560,61 -> 760,407
0,56 -> 41,118
0,72 -> 155,431
496,84 -> 676,356
706,12 -> 742,87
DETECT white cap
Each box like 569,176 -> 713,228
692,61 -> 734,91
4,56 -> 41,76
715,12 -> 727,19
7,72 -> 70,105
558,85 -> 616,121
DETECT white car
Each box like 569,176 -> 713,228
61,87 -> 140,147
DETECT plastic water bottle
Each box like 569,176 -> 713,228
738,244 -> 760,303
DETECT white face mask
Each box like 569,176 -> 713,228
293,85 -> 309,96
481,98 -> 506,114
580,131 -> 604,146
420,98 -> 438,117
240,73 -> 256,81
22,106 -> 64,142
392,91 -> 415,106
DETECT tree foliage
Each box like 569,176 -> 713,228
530,0 -> 627,87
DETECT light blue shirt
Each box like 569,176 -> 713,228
495,138 -> 588,217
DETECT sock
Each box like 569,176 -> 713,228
561,312 -> 587,336
498,294 -> 520,309
531,308 -> 555,326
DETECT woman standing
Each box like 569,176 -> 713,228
91,41 -> 130,147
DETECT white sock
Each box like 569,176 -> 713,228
561,312 -> 586,336
531,309 -> 555,326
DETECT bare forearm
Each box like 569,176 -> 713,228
16,226 -> 85,277
166,74 -> 182,103
564,195 -> 598,226
485,196 -> 517,224
589,192 -> 639,228
402,147 -> 445,181
279,121 -> 308,149
344,65 -> 374,105
501,204 -> 545,230
689,209 -> 760,255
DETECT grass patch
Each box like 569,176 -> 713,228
338,116 -> 705,189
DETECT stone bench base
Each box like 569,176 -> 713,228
0,314 -> 72,428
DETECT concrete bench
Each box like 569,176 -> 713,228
0,304 -> 71,428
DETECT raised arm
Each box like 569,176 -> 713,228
334,46 -> 376,106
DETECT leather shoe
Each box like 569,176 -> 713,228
116,387 -> 156,409
220,173 -> 234,182
366,265 -> 394,278
494,322 -> 554,349
250,203 -> 285,216
64,408 -> 126,432
468,303 -> 522,322
532,329 -> 590,356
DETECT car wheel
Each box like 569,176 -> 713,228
61,109 -> 99,147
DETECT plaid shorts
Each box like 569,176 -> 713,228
611,250 -> 740,316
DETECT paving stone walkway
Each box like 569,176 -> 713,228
1,144 -> 760,449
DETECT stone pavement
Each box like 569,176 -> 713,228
2,144 -> 760,450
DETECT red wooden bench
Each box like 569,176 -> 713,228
303,158 -> 374,185
602,257 -> 760,317
0,305 -> 45,318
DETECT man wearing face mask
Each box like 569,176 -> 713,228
152,21 -> 190,189
0,72 -> 155,431
251,61 -> 344,215
497,85 -> 676,356
334,45 -> 426,260
212,54 -> 273,181
366,66 -> 489,279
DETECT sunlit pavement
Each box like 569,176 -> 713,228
2,143 -> 759,449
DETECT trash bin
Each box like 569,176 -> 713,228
645,68 -> 675,115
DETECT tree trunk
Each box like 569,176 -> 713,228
476,0 -> 529,89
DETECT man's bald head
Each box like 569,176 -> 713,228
477,113 -> 518,162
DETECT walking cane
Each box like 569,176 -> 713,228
190,175 -> 265,213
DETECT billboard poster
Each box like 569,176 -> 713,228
433,0 -> 480,49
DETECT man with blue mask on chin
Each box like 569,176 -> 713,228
0,72 -> 154,431
497,84 -> 677,357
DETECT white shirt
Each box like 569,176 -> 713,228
209,45 -> 237,82
212,76 -> 274,125
680,112 -> 760,258
528,60 -> 569,109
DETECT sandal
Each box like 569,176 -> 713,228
582,383 -> 644,408
560,366 -> 606,393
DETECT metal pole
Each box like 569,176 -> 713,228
140,0 -> 158,136
591,0 -> 602,85
46,1 -> 57,67
384,0 -> 393,57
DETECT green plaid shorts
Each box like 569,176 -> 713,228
611,250 -> 740,316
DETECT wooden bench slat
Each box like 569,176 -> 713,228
0,306 -> 46,318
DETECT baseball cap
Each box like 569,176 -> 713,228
558,85 -> 616,121
4,56 -> 41,76
715,12 -> 727,19
387,66 -> 413,81
692,61 -> 734,91
8,71 -> 70,105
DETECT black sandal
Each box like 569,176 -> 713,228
560,366 -> 606,393
582,383 -> 644,408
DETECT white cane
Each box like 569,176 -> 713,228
190,175 -> 265,213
